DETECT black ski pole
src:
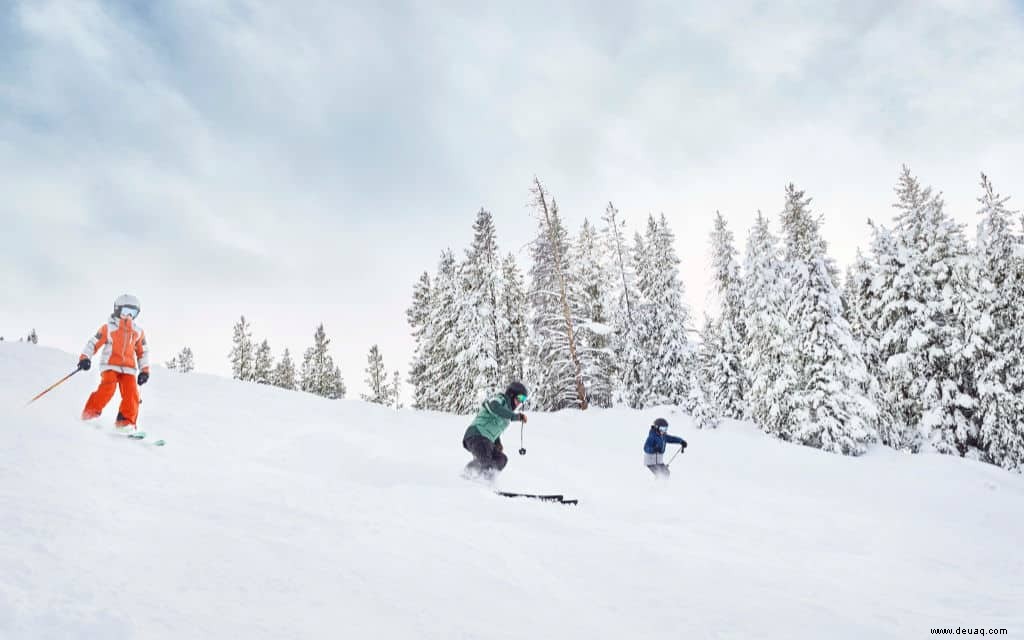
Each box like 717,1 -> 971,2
519,423 -> 526,456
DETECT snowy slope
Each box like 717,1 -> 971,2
1,343 -> 1021,640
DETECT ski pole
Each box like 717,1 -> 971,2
26,368 -> 80,406
519,423 -> 526,456
667,446 -> 684,466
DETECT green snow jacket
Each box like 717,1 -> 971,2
464,393 -> 523,443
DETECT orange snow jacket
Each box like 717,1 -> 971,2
80,316 -> 150,375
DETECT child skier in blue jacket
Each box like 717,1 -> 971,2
644,418 -> 687,477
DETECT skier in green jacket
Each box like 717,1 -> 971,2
462,382 -> 529,480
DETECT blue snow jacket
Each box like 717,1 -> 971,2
643,428 -> 686,454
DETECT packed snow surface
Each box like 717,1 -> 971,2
1,343 -> 1021,639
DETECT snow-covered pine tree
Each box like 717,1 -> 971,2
165,356 -> 178,371
272,348 -> 297,390
253,340 -> 274,385
454,209 -> 507,408
361,345 -> 391,405
499,253 -> 528,385
841,249 -> 886,438
628,214 -> 694,408
229,316 -> 256,382
526,178 -> 588,410
390,370 -> 403,410
422,250 -> 463,412
406,272 -> 432,409
863,221 -> 907,446
974,173 -> 1024,471
706,211 -> 747,419
569,218 -> 615,407
26,329 -> 38,344
599,202 -> 641,405
742,211 -> 789,437
300,324 -> 346,399
869,168 -> 979,455
620,231 -> 650,408
777,183 -> 874,454
687,365 -> 720,430
690,316 -> 722,429
177,347 -> 195,373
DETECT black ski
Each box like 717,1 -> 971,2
495,491 -> 578,506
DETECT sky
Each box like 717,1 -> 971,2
2,0 -> 1023,399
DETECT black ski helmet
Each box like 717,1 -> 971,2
505,381 -> 528,404
653,417 -> 669,430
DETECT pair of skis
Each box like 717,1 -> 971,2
123,431 -> 166,447
495,491 -> 578,506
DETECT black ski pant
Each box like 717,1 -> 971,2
463,434 -> 508,474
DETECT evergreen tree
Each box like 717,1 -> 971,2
499,254 -> 528,385
254,340 -> 274,385
706,211 -> 747,419
422,251 -> 463,412
600,202 -> 641,404
628,214 -> 694,408
842,249 -> 886,439
777,184 -> 874,454
229,316 -> 256,382
687,367 -> 720,430
455,209 -> 507,408
26,329 -> 38,344
742,211 -> 789,436
361,345 -> 391,405
391,370 -> 404,410
165,347 -> 195,373
867,168 -> 979,454
620,231 -> 650,408
569,218 -> 615,407
600,202 -> 639,326
974,173 -> 1024,471
177,347 -> 195,373
300,324 -> 346,399
406,272 -> 432,409
526,178 -> 588,410
272,348 -> 297,390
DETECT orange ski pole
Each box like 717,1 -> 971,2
26,369 -> 80,406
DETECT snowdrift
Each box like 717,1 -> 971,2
1,342 -> 1021,639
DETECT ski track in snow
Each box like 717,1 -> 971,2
1,343 -> 1022,639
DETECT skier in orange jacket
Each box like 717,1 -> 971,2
78,294 -> 151,432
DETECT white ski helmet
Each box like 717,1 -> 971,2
113,294 -> 141,318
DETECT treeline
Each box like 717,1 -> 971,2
224,317 -> 402,408
408,171 -> 1024,473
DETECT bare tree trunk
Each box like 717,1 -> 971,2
532,177 -> 588,410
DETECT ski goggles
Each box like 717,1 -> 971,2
515,393 -> 528,405
119,306 -> 140,319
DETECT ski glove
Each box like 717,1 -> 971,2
78,357 -> 91,371
517,413 -> 527,424
681,442 -> 688,451
137,371 -> 149,386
